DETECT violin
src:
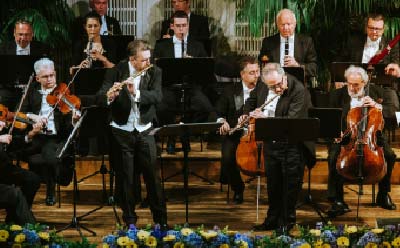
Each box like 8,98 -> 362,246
0,104 -> 36,130
46,83 -> 81,114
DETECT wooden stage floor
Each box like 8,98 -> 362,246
2,141 -> 400,244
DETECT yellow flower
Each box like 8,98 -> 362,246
219,244 -> 229,248
0,230 -> 9,242
137,230 -> 150,241
116,236 -> 130,246
226,230 -> 237,236
337,236 -> 349,246
309,229 -> 321,237
238,241 -> 248,248
383,241 -> 392,248
299,243 -> 311,248
174,242 -> 185,248
163,235 -> 176,242
371,228 -> 384,234
365,243 -> 378,248
181,228 -> 193,236
145,236 -> 157,247
14,234 -> 25,243
126,240 -> 137,248
102,244 -> 110,248
10,225 -> 22,232
200,230 -> 218,240
345,225 -> 357,234
38,231 -> 50,241
392,237 -> 400,247
314,240 -> 323,248
321,244 -> 331,248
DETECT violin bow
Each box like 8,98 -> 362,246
8,72 -> 35,135
368,33 -> 400,65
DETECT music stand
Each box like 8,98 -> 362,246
254,117 -> 320,231
150,122 -> 222,223
283,67 -> 305,85
102,35 -> 135,62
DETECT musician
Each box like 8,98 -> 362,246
71,12 -> 117,71
19,58 -> 78,206
0,20 -> 49,56
0,122 -> 39,224
160,0 -> 210,55
259,9 -> 317,81
327,66 -> 396,217
97,40 -> 167,227
154,10 -> 214,154
71,0 -> 122,41
216,56 -> 260,204
239,62 -> 306,231
385,63 -> 400,78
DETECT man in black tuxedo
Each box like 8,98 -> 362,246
154,10 -> 214,154
328,71 -> 397,219
259,9 -> 317,82
71,0 -> 122,41
0,20 -> 49,56
240,63 -> 306,231
160,0 -> 210,55
216,56 -> 260,204
97,40 -> 167,227
20,58 -> 77,206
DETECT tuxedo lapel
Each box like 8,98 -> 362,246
233,82 -> 244,111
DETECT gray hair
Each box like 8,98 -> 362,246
276,8 -> 296,25
344,65 -> 369,83
262,62 -> 285,78
34,58 -> 54,75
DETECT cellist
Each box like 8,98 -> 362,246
241,63 -> 310,231
216,56 -> 260,204
327,66 -> 396,218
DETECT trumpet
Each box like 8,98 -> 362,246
107,64 -> 154,96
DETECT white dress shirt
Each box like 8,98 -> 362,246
173,35 -> 188,58
100,15 -> 108,35
362,37 -> 381,63
242,81 -> 253,103
110,61 -> 151,132
16,43 -> 30,55
263,90 -> 280,117
280,34 -> 295,66
38,87 -> 57,134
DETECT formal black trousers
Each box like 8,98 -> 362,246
111,127 -> 167,225
327,137 -> 396,202
220,133 -> 244,193
0,184 -> 36,224
263,142 -> 304,227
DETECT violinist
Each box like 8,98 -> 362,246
71,12 -> 117,72
216,56 -> 260,204
242,63 -> 307,231
96,40 -> 167,227
327,66 -> 396,218
19,58 -> 79,206
0,121 -> 40,224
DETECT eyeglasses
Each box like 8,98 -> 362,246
267,81 -> 284,90
367,26 -> 384,31
39,73 -> 55,79
174,23 -> 188,28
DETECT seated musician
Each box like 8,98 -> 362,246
216,56 -> 260,204
71,12 -> 117,72
327,65 -> 396,217
19,58 -> 79,206
0,121 -> 39,224
239,62 -> 307,231
385,63 -> 400,78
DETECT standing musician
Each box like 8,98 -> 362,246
19,58 -> 79,206
0,121 -> 39,224
216,56 -> 260,204
241,62 -> 307,231
328,66 -> 396,217
97,40 -> 167,227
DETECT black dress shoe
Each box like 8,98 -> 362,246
233,191 -> 244,204
327,201 -> 350,218
45,196 -> 56,206
377,192 -> 396,210
253,221 -> 278,231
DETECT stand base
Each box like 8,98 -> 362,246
164,171 -> 214,184
56,206 -> 102,237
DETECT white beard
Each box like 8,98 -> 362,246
348,87 -> 364,99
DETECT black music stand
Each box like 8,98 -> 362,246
56,110 -> 98,237
151,122 -> 222,223
102,35 -> 135,62
254,117 -> 320,232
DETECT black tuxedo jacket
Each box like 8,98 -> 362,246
0,40 -> 50,57
153,37 -> 207,59
216,81 -> 246,127
20,82 -> 73,141
259,33 -> 317,79
161,13 -> 210,42
97,60 -> 162,125
338,34 -> 399,64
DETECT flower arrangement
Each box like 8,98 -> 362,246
0,223 -> 96,247
102,222 -> 400,248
